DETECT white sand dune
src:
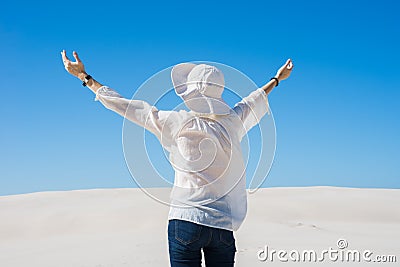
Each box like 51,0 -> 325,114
0,187 -> 399,266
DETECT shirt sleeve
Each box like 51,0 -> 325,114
233,88 -> 270,137
94,86 -> 176,147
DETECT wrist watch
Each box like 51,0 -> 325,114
270,77 -> 279,87
82,75 -> 92,87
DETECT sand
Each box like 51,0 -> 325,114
0,186 -> 399,266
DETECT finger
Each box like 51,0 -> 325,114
281,59 -> 290,70
286,59 -> 293,70
73,51 -> 81,63
61,50 -> 70,63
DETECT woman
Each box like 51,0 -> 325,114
61,50 -> 293,267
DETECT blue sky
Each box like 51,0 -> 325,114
0,0 -> 399,196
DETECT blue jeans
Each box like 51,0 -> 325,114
168,219 -> 237,267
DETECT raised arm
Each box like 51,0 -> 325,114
60,50 -> 176,147
260,59 -> 294,95
233,59 -> 294,139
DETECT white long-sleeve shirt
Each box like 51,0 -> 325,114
95,86 -> 269,231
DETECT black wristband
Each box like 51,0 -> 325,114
270,77 -> 279,86
82,75 -> 92,87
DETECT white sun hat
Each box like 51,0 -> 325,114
171,63 -> 231,115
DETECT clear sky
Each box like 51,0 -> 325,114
1,0 -> 399,196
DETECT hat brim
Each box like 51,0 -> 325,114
183,95 -> 231,115
171,63 -> 197,95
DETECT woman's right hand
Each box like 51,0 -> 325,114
275,59 -> 294,81
61,50 -> 87,80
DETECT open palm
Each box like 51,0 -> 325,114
61,50 -> 86,79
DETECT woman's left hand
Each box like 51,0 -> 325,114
61,50 -> 87,80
